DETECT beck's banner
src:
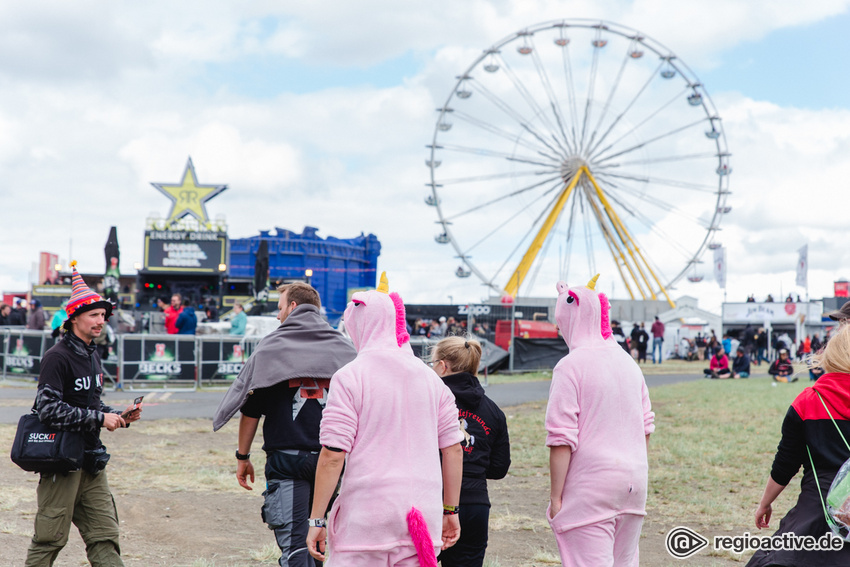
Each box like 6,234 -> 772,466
121,335 -> 196,381
144,230 -> 227,273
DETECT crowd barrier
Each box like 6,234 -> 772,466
1,324 -> 558,390
0,327 -> 262,391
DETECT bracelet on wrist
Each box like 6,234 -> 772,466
443,505 -> 459,516
307,518 -> 327,528
235,450 -> 251,461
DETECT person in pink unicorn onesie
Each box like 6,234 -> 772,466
306,272 -> 464,567
546,275 -> 655,567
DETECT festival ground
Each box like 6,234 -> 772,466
0,364 -> 811,566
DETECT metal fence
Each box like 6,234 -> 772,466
0,328 -> 263,391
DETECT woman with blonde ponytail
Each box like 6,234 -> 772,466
431,336 -> 511,567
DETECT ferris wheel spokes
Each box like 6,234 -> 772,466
592,117 -> 708,165
442,174 -> 563,223
584,58 -> 665,158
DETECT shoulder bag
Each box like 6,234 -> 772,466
10,377 -> 95,474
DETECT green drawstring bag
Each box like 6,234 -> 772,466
808,391 -> 850,541
827,459 -> 850,536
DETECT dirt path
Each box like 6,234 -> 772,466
1,408 -> 748,567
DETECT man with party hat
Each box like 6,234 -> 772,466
545,274 -> 655,567
306,272 -> 464,567
25,261 -> 142,567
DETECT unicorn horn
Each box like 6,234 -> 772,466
377,271 -> 389,294
587,273 -> 600,290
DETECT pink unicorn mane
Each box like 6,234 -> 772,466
390,292 -> 410,347
599,293 -> 612,340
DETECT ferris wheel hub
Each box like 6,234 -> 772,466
560,157 -> 589,182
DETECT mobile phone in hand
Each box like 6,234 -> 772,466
121,395 -> 144,419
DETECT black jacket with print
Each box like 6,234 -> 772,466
35,332 -> 118,451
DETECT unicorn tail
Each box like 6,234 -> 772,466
406,507 -> 438,567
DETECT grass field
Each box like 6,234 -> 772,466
489,373 -> 813,565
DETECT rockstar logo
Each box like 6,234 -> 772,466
151,157 -> 227,224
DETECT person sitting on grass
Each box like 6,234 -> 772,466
704,347 -> 731,379
769,348 -> 797,383
732,346 -> 751,378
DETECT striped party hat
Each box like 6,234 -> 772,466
65,260 -> 113,320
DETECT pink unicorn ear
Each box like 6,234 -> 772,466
556,281 -> 569,293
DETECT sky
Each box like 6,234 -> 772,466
2,0 -> 850,315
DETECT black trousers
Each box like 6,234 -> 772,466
438,504 -> 489,567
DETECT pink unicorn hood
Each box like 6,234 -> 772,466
343,271 -> 410,353
554,274 -> 613,351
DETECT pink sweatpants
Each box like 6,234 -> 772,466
552,513 -> 643,567
326,545 -> 438,567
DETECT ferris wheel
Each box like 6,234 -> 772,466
426,19 -> 730,305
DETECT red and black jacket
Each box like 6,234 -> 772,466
771,373 -> 850,486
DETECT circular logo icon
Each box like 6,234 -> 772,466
666,526 -> 709,559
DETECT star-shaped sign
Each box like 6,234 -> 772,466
151,157 -> 227,224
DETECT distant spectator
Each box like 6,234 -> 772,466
205,299 -> 219,322
768,349 -> 796,383
50,301 -> 69,338
229,303 -> 247,336
414,318 -> 428,336
746,294 -> 756,303
164,293 -> 183,334
9,298 -> 27,325
446,316 -> 462,336
695,333 -> 707,361
650,316 -> 665,364
611,320 -> 628,352
756,328 -> 768,365
732,347 -> 750,378
765,294 -> 775,302
811,333 -> 823,353
429,319 -> 443,338
722,334 -> 732,359
809,364 -> 825,382
729,335 -> 740,359
0,303 -> 10,325
175,299 -> 197,335
785,294 -> 793,303
26,299 -> 45,330
631,322 -> 649,363
704,348 -> 731,379
678,337 -> 691,360
438,315 -> 448,336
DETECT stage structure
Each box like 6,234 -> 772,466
229,226 -> 381,324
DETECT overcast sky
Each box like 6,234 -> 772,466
2,0 -> 849,312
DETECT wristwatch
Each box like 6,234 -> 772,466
235,450 -> 251,461
307,518 -> 327,528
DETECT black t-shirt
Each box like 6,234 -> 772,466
240,380 -> 327,453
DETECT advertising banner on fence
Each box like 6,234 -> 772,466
198,337 -> 259,382
4,334 -> 44,377
121,336 -> 196,381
